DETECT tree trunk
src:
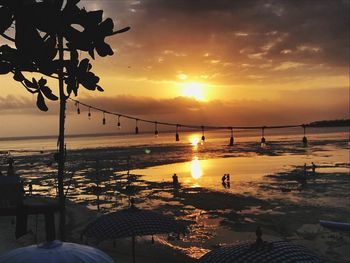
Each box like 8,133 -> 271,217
57,35 -> 66,240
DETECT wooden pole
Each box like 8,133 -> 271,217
57,34 -> 66,240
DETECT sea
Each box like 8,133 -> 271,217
0,126 -> 348,199
0,127 -> 349,260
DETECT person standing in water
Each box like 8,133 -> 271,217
303,163 -> 307,177
7,157 -> 15,176
28,181 -> 33,196
311,162 -> 316,175
172,173 -> 179,188
222,174 -> 226,183
226,173 -> 230,189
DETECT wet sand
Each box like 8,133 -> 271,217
0,136 -> 349,262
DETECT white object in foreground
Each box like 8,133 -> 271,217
0,240 -> 115,263
320,220 -> 350,231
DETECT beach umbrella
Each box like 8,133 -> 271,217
0,240 -> 115,263
199,241 -> 319,263
199,227 -> 319,263
82,204 -> 184,263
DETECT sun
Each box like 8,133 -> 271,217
189,135 -> 200,146
181,82 -> 206,101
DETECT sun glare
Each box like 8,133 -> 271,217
181,82 -> 206,101
189,135 -> 200,146
177,73 -> 188,80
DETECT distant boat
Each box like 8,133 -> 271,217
319,220 -> 350,231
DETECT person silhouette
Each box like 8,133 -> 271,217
7,157 -> 15,176
172,173 -> 179,188
29,181 -> 33,196
221,174 -> 226,183
303,163 -> 307,177
311,162 -> 316,175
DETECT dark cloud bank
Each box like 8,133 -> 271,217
1,86 -> 347,128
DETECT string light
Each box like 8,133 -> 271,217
102,111 -> 106,125
135,119 -> 139,134
154,122 -> 159,137
229,127 -> 234,146
201,126 -> 205,142
76,102 -> 80,114
117,115 -> 121,129
88,106 -> 91,120
175,124 -> 180,141
68,98 -> 334,145
302,124 -> 308,146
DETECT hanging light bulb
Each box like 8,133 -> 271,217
229,127 -> 234,146
135,119 -> 139,134
260,126 -> 266,147
154,122 -> 159,137
175,124 -> 180,141
302,124 -> 308,147
117,115 -> 121,129
201,126 -> 205,142
88,107 -> 91,120
76,102 -> 80,114
102,111 -> 106,125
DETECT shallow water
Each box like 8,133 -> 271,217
130,147 -> 349,191
0,128 -> 349,261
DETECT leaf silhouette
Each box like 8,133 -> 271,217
36,91 -> 48,111
0,7 -> 12,34
96,85 -> 104,92
96,42 -> 113,57
38,77 -> 47,86
112,26 -> 131,35
13,71 -> 25,81
41,85 -> 58,101
0,61 -> 11,74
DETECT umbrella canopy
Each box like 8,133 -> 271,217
198,241 -> 320,263
82,205 -> 184,263
82,207 -> 183,240
0,240 -> 115,263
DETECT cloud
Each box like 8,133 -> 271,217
69,87 -> 349,126
2,85 -> 347,121
81,0 -> 349,86
0,95 -> 36,113
0,86 -> 348,137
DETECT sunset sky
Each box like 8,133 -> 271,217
0,0 -> 349,137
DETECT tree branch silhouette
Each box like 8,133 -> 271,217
0,0 -> 129,239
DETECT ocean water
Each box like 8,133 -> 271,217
0,126 -> 348,152
0,127 -> 348,201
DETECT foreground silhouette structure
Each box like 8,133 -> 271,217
0,0 -> 129,239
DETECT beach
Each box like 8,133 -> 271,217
0,128 -> 349,262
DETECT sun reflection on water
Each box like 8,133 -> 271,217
191,156 -> 202,180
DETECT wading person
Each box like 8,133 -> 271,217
311,162 -> 316,175
172,173 -> 179,188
